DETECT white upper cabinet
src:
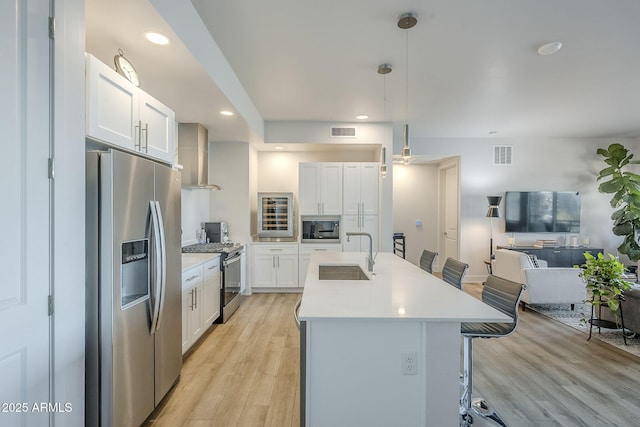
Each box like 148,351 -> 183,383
299,163 -> 343,215
343,163 -> 379,216
86,54 -> 175,164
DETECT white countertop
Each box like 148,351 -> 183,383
181,253 -> 220,271
299,252 -> 512,323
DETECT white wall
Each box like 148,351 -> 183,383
209,141 -> 252,243
180,189 -> 210,245
399,136 -> 640,282
393,164 -> 439,266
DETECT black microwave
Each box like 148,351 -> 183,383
301,216 -> 340,243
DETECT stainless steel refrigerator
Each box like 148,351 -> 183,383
86,149 -> 182,427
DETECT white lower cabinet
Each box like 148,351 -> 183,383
299,244 -> 342,287
252,244 -> 299,289
182,255 -> 221,354
202,258 -> 221,325
342,214 -> 378,252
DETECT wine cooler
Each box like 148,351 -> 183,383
257,192 -> 294,238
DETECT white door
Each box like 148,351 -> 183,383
342,163 -> 361,215
276,254 -> 299,287
319,164 -> 342,214
299,164 -> 320,214
86,53 -> 138,150
439,161 -> 460,269
0,0 -> 51,424
139,91 -> 175,163
359,164 -> 379,215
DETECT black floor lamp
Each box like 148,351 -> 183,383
486,196 -> 502,258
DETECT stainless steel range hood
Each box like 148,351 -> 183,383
178,123 -> 221,190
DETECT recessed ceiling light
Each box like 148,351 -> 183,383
274,146 -> 284,150
220,110 -> 234,116
145,32 -> 169,45
356,114 -> 369,120
537,42 -> 562,55
489,131 -> 498,136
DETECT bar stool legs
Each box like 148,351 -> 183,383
459,336 -> 508,427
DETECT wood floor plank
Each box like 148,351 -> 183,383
144,288 -> 640,427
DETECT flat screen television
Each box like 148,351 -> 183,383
504,191 -> 580,233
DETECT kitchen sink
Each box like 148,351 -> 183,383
318,264 -> 369,280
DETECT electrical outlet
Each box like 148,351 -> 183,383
401,352 -> 418,375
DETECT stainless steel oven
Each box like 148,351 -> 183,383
220,249 -> 242,322
182,242 -> 244,323
301,216 -> 340,243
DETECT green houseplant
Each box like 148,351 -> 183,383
596,143 -> 640,261
578,252 -> 631,318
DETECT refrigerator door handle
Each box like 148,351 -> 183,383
149,201 -> 166,334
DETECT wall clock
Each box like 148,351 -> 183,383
114,49 -> 140,87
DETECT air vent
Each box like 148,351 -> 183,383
493,145 -> 513,165
330,126 -> 357,138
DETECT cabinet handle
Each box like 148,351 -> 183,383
189,289 -> 194,310
277,255 -> 280,268
273,256 -> 276,269
142,123 -> 149,153
185,275 -> 199,282
134,120 -> 141,151
193,287 -> 197,309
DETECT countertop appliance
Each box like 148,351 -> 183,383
204,221 -> 228,243
257,192 -> 294,238
301,216 -> 340,243
86,150 -> 182,427
182,242 -> 244,323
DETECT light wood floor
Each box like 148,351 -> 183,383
144,287 -> 640,427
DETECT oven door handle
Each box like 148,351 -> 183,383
223,253 -> 242,268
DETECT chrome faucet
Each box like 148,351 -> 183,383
346,232 -> 375,273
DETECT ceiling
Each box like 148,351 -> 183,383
86,0 -> 640,149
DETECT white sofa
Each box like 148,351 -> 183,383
492,248 -> 586,308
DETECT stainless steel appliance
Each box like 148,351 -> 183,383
86,150 -> 182,427
182,242 -> 244,323
258,192 -> 294,238
301,216 -> 341,243
204,221 -> 228,243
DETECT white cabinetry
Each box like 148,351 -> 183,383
299,163 -> 342,215
343,163 -> 379,215
298,244 -> 341,287
182,255 -> 221,354
86,54 -> 175,164
252,244 -> 299,288
342,162 -> 379,252
202,258 -> 221,325
182,266 -> 204,354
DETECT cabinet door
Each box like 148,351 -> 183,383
299,164 -> 320,214
86,54 -> 138,150
139,91 -> 175,164
359,164 -> 379,215
361,215 -> 379,252
276,254 -> 299,287
202,272 -> 221,325
342,164 -> 361,215
253,255 -> 278,287
342,215 -> 360,252
189,284 -> 204,343
320,164 -> 342,214
182,288 -> 190,354
544,248 -> 572,267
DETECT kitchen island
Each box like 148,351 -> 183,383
298,252 -> 511,427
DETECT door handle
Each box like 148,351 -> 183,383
134,120 -> 142,150
142,123 -> 149,153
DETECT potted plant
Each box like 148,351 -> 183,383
596,143 -> 640,261
578,252 -> 632,320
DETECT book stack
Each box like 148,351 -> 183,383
534,239 -> 558,248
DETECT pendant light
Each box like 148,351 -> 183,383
398,13 -> 417,163
378,63 -> 392,178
